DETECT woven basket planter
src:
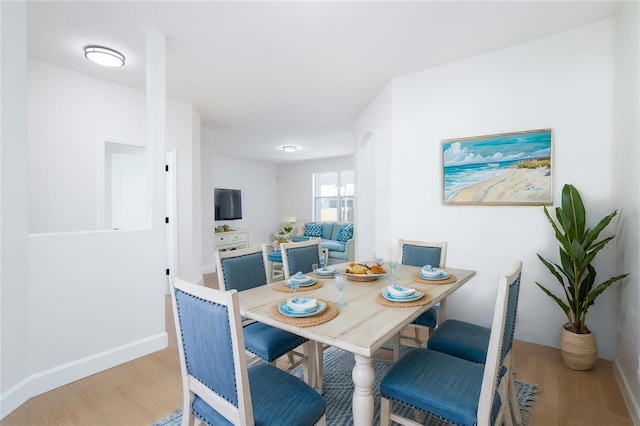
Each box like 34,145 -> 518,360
560,326 -> 598,370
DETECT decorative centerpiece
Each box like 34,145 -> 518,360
536,184 -> 629,370
273,222 -> 294,243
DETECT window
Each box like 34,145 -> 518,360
313,170 -> 354,222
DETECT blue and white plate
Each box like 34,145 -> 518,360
278,300 -> 327,317
284,276 -> 317,287
316,267 -> 337,276
287,297 -> 318,312
419,271 -> 450,280
382,288 -> 424,302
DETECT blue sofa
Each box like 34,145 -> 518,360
291,222 -> 355,264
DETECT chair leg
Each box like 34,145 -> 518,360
314,341 -> 324,391
392,334 -> 401,361
413,326 -> 420,345
380,397 -> 391,426
496,376 -> 512,426
509,369 -> 522,425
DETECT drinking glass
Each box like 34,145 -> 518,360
319,253 -> 327,271
334,275 -> 347,307
388,247 -> 399,283
289,278 -> 301,295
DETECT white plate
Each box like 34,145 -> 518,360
278,301 -> 327,317
382,288 -> 424,302
284,277 -> 317,287
316,267 -> 337,276
420,267 -> 444,278
419,271 -> 450,280
287,297 -> 318,312
387,285 -> 415,298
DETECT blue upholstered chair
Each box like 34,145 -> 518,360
279,239 -> 328,387
280,239 -> 323,279
215,247 -> 309,375
379,262 -> 522,426
170,277 -> 326,425
388,240 -> 447,358
266,248 -> 284,281
427,261 -> 523,424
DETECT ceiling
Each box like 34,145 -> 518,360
27,1 -> 617,165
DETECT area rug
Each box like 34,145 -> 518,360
153,347 -> 539,426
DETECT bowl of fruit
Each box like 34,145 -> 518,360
344,262 -> 387,281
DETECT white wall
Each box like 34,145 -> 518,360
354,84 -> 392,263
1,30 -> 206,419
357,19 -> 622,359
278,155 -> 354,229
167,101 -> 202,283
1,0 -> 30,415
612,1 -> 640,421
200,129 -> 215,273
28,60 -> 203,282
202,155 -> 279,270
28,59 -> 146,233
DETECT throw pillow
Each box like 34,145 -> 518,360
304,222 -> 322,237
336,224 -> 353,242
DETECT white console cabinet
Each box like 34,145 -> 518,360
214,230 -> 250,252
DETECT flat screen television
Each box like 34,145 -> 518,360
214,188 -> 243,221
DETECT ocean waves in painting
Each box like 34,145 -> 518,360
444,162 -> 512,201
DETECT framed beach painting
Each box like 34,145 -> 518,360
442,128 -> 553,205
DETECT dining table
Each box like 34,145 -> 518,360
237,262 -> 477,426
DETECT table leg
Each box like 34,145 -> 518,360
302,341 -> 318,391
352,354 -> 375,425
438,298 -> 447,325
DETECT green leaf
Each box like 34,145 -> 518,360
583,210 -> 617,249
537,254 -> 572,302
544,206 -> 570,249
536,282 -> 571,320
561,184 -> 586,241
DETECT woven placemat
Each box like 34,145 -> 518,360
412,272 -> 457,285
271,280 -> 323,293
270,298 -> 338,327
376,291 -> 434,308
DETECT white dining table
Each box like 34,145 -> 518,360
237,262 -> 477,425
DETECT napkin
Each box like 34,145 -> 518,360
422,265 -> 435,273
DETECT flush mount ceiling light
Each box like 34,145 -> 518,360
282,145 -> 297,153
84,45 -> 125,67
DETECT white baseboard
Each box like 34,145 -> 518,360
613,357 -> 640,425
0,332 -> 168,420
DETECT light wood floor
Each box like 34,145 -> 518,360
1,273 -> 632,426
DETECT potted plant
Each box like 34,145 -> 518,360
536,184 -> 629,370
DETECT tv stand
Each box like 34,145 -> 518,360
214,230 -> 250,252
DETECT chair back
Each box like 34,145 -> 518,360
477,261 -> 523,424
215,246 -> 269,291
399,239 -> 447,268
280,239 -> 322,279
170,277 -> 254,425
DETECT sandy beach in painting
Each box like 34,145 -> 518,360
451,166 -> 551,203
